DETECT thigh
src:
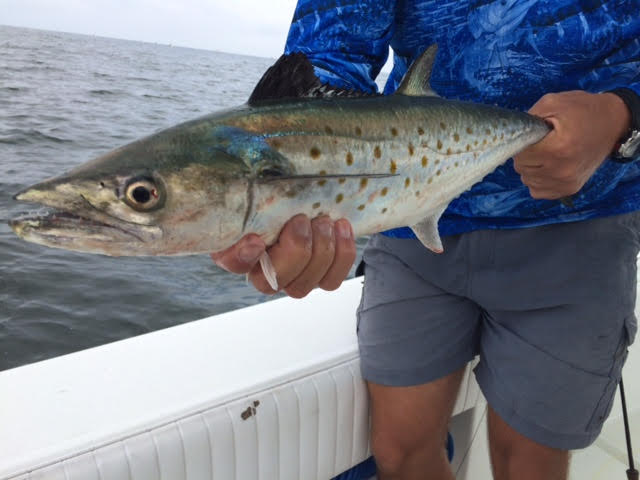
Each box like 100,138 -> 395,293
357,234 -> 482,387
368,367 -> 466,453
473,212 -> 640,450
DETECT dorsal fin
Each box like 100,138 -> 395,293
396,44 -> 439,97
248,52 -> 374,105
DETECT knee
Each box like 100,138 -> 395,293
371,431 -> 447,476
371,435 -> 407,475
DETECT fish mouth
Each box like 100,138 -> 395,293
9,203 -> 161,256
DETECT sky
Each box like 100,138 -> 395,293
1,0 -> 300,59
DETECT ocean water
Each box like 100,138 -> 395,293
0,25 -> 369,371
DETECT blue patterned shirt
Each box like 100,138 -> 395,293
284,0 -> 640,237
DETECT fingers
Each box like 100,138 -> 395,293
249,215 -> 356,298
210,234 -> 265,274
248,214 -> 313,294
319,219 -> 356,291
283,216 -> 336,298
212,214 -> 356,298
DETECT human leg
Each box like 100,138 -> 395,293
368,368 -> 466,480
488,406 -> 569,480
357,234 -> 483,479
469,213 -> 640,477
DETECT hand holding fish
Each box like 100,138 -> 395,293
211,215 -> 356,297
514,90 -> 631,200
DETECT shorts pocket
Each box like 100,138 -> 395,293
585,327 -> 630,432
625,315 -> 637,346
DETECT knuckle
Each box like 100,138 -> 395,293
535,93 -> 557,109
252,278 -> 277,295
512,161 -> 525,175
553,139 -> 578,160
529,188 -> 546,199
319,278 -> 342,291
557,165 -> 576,181
285,284 -> 312,299
564,181 -> 581,196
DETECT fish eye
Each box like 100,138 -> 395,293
124,178 -> 162,211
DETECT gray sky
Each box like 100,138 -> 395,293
2,0 -> 299,58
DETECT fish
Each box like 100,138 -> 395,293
9,45 -> 549,289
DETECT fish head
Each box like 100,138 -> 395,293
10,126 -> 254,256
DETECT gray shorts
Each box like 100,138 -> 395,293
356,213 -> 640,450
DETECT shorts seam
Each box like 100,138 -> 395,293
360,350 -> 475,387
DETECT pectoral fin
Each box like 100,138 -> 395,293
410,208 -> 445,254
259,251 -> 278,290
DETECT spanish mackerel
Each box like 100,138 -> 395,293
9,46 -> 549,289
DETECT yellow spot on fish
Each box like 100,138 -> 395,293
310,147 -> 321,159
355,126 -> 362,136
455,161 -> 459,167
435,159 -> 440,165
483,139 -> 487,145
500,133 -> 504,140
493,135 -> 497,142
358,204 -> 365,211
325,126 -> 333,134
382,208 -> 388,213
415,190 -> 421,197
346,152 -> 354,166
318,169 -> 327,186
422,156 -> 428,167
336,193 -> 344,203
418,127 -> 425,135
408,143 -> 415,156
474,140 -> 479,146
436,169 -> 442,176
405,178 -> 411,188
485,129 -> 491,136
440,122 -> 446,130
466,127 -> 473,134
391,127 -> 398,136
271,139 -> 282,150
437,139 -> 443,150
374,146 -> 381,158
313,202 -> 321,209
446,148 -> 452,155
389,160 -> 397,174
428,177 -> 433,184
339,178 -> 346,184
453,133 -> 460,142
381,187 -> 388,196
360,178 -> 368,189
466,144 -> 471,152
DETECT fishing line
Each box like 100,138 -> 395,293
620,377 -> 638,480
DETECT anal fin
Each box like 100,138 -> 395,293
410,207 -> 446,253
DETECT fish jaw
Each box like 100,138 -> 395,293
8,211 -> 161,256
10,179 -> 164,256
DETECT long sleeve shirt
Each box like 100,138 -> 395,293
284,0 -> 640,237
